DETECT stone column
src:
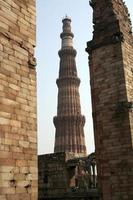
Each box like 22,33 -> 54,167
86,0 -> 133,199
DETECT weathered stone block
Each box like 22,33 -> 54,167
0,1 -> 37,199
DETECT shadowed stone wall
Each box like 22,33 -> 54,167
0,0 -> 37,199
38,152 -> 99,200
86,0 -> 133,199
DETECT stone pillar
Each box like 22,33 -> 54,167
54,17 -> 86,156
0,0 -> 37,199
86,0 -> 133,199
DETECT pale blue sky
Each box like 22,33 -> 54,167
36,0 -> 133,155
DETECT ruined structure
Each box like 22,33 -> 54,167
2,0 -> 133,199
39,152 -> 99,200
0,0 -> 37,199
86,0 -> 133,199
54,17 -> 86,156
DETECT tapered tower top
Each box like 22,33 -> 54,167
60,16 -> 74,49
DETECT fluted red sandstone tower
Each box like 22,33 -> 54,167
53,17 -> 86,156
0,0 -> 37,199
86,0 -> 133,199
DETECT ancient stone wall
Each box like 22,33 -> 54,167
38,152 -> 99,200
86,0 -> 133,199
39,153 -> 69,199
0,0 -> 37,199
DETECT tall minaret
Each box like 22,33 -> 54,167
53,17 -> 86,156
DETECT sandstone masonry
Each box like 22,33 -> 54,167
0,0 -> 37,199
86,0 -> 133,199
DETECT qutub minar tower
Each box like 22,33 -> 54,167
38,18 -> 95,200
53,17 -> 87,156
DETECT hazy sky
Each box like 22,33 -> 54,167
36,0 -> 133,155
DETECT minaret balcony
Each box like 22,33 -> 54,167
58,48 -> 77,57
56,77 -> 80,87
53,115 -> 85,127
